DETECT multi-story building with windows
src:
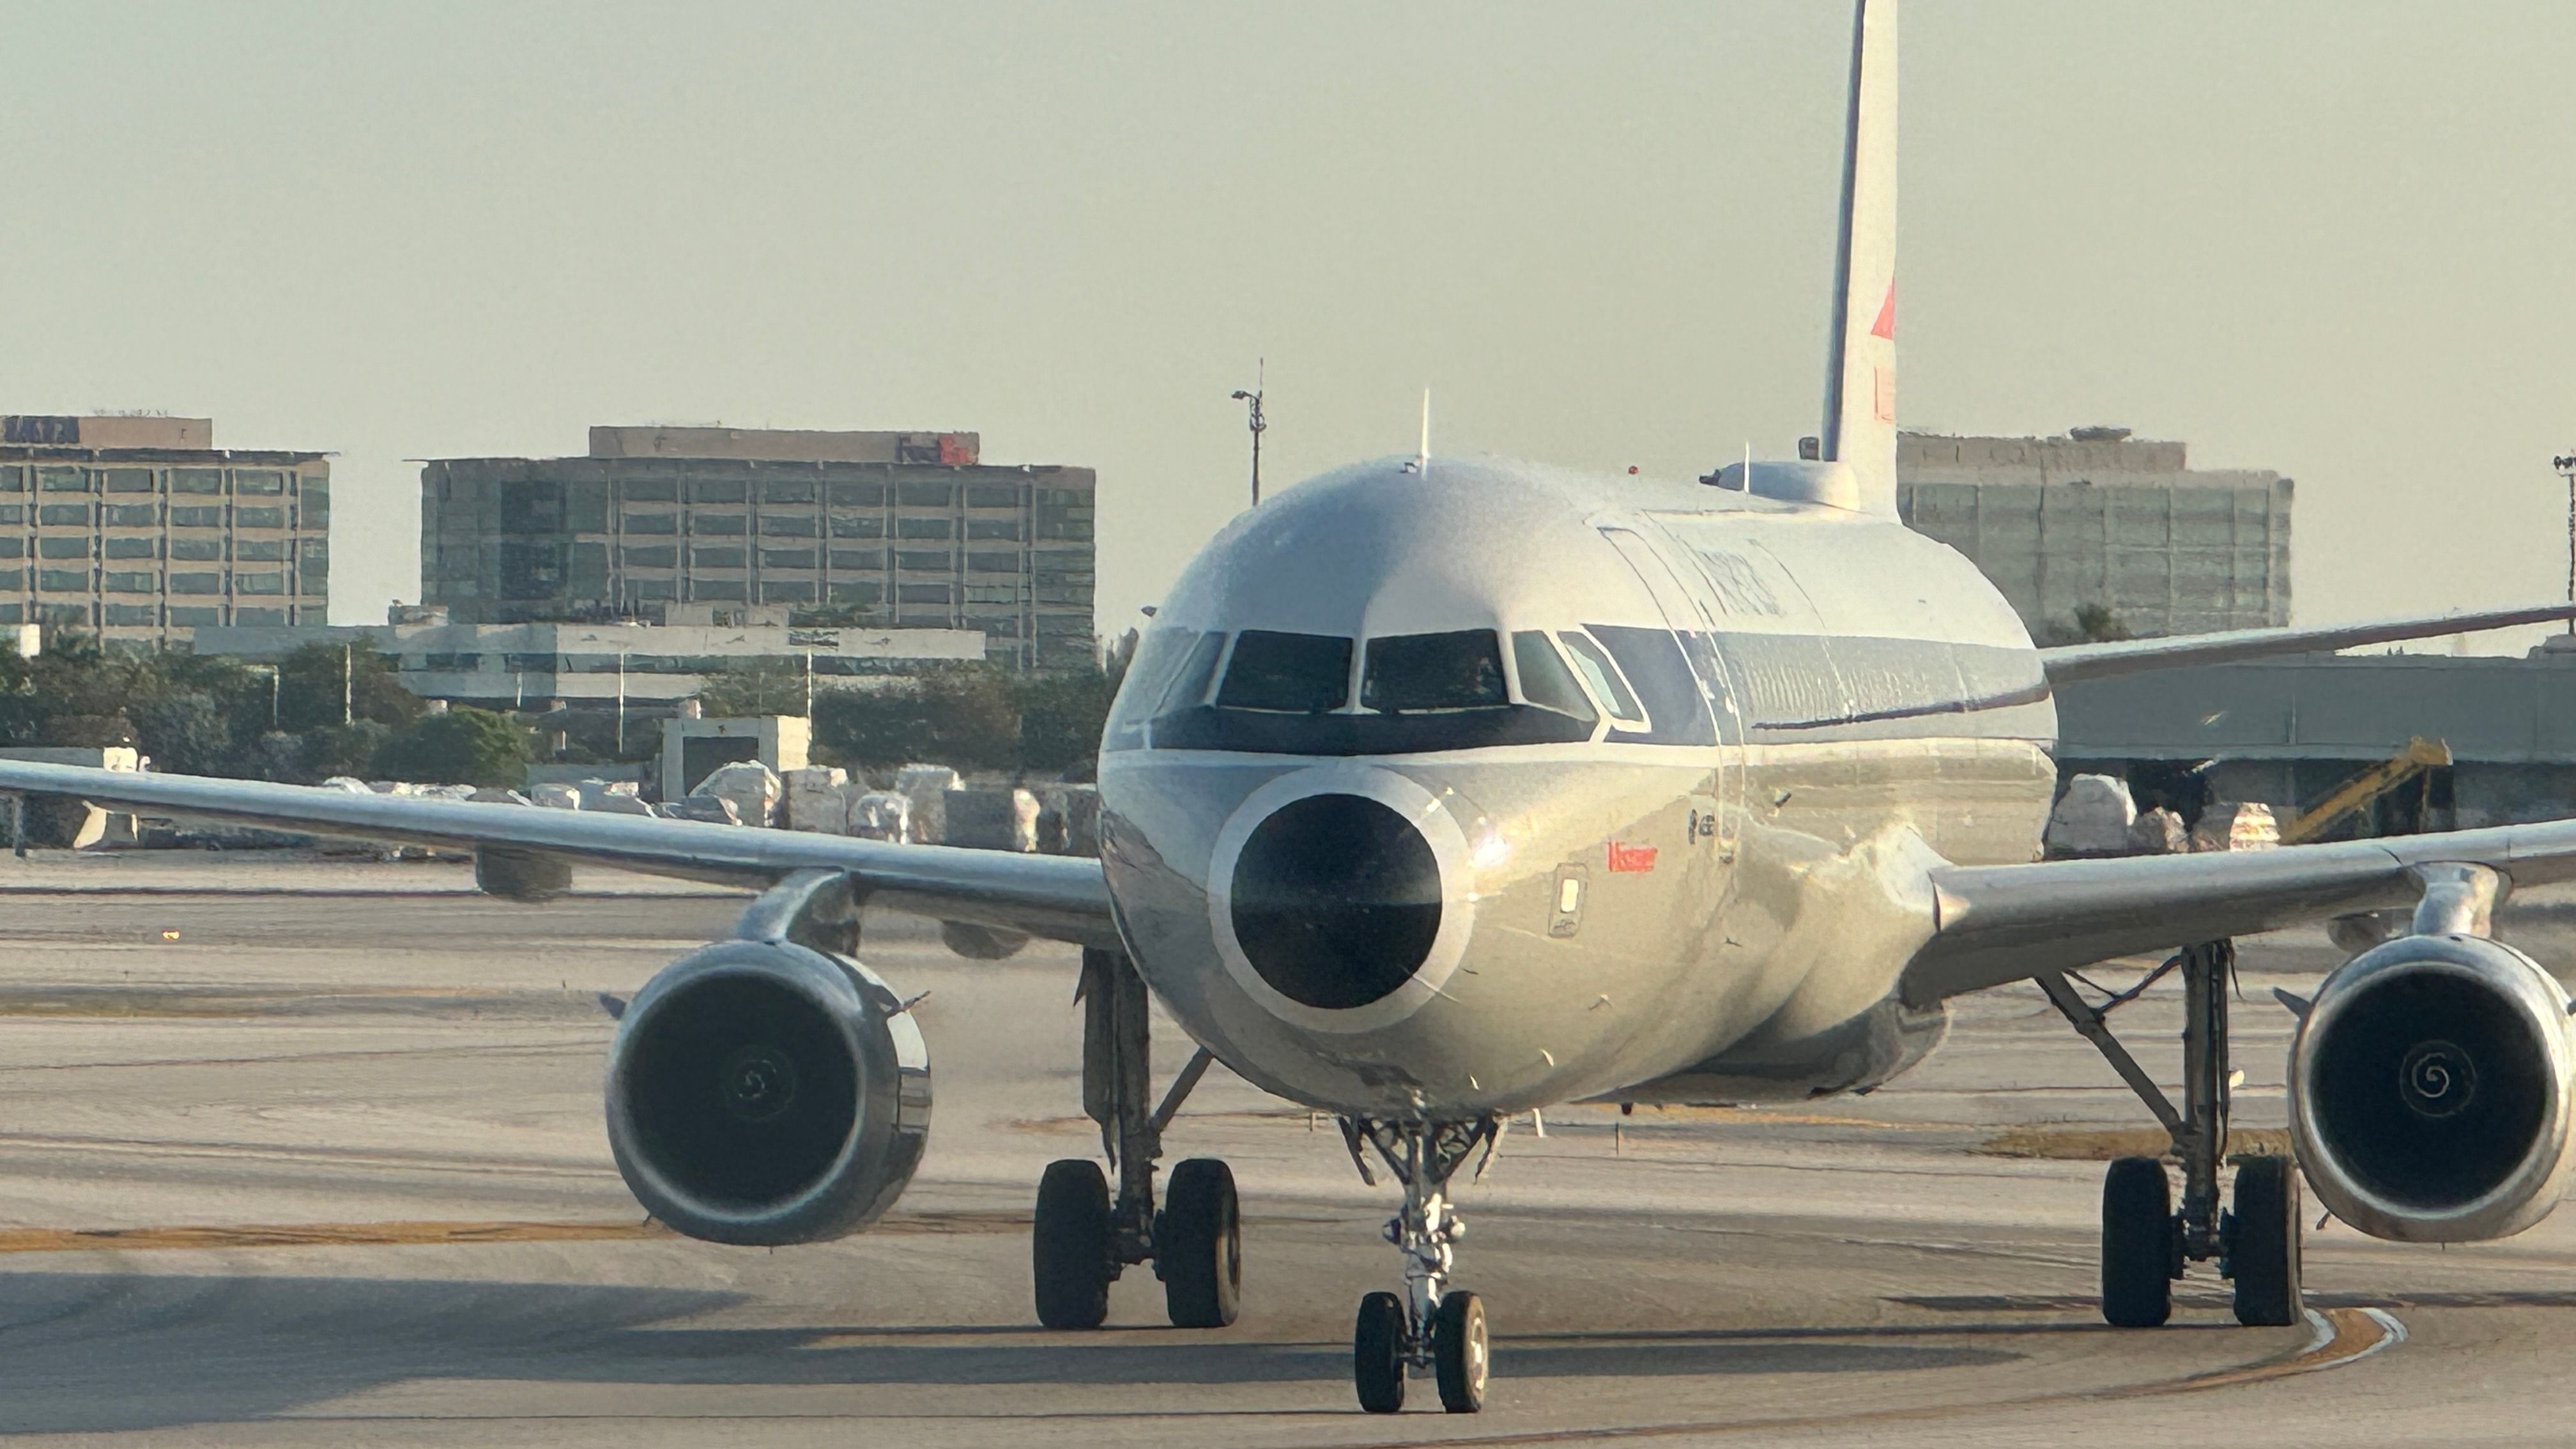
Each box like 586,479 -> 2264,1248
1896,427 -> 2290,644
419,426 -> 1096,669
0,415 -> 330,650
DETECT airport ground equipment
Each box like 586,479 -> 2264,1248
2279,736 -> 2453,846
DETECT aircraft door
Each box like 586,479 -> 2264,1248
1598,526 -> 1746,860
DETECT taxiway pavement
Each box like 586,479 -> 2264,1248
0,849 -> 2567,1446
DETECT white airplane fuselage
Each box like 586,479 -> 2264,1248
1098,454 -> 2058,1119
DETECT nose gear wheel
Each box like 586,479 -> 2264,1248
1342,1115 -> 1499,1414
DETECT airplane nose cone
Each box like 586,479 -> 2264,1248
1227,793 -> 1443,1011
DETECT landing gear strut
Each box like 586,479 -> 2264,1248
2038,939 -> 2303,1328
1342,1116 -> 1496,1414
1031,947 -> 1236,1330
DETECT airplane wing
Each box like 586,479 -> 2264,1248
0,760 -> 1119,949
1903,818 -> 2576,1003
2039,602 -> 2576,684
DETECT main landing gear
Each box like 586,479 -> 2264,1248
1032,947 -> 1238,1330
2037,939 -> 2303,1330
1342,1116 -> 1498,1414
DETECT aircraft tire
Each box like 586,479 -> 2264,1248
2228,1154 -> 2304,1327
2101,1155 -> 2175,1328
1159,1158 -> 1241,1329
1353,1291 -> 1407,1413
1033,1158 -> 1113,1330
1432,1289 -> 1489,1413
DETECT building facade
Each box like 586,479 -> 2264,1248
192,606 -> 986,710
0,415 -> 329,649
419,426 -> 1096,670
2053,649 -> 2576,838
1896,429 -> 2290,644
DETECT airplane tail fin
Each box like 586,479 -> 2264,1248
1819,0 -> 1897,516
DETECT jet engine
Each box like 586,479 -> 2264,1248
604,939 -> 930,1245
2290,933 -> 2576,1242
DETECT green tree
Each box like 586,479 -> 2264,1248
2072,602 -> 2131,643
1015,668 -> 1115,775
300,720 -> 395,781
371,708 -> 530,788
812,663 -> 1021,772
275,642 -> 420,732
698,657 -> 809,718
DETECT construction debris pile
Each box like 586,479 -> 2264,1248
499,761 -> 1100,857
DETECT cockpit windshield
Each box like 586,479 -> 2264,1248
1360,630 -> 1508,714
1111,622 -> 1606,755
1215,630 -> 1352,714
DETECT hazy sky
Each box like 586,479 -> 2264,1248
3,2 -> 2572,650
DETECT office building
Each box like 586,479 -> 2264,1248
419,426 -> 1096,669
0,415 -> 329,649
1897,428 -> 2290,643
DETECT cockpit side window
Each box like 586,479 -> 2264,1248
1216,630 -> 1353,714
1510,631 -> 1597,728
1103,625 -> 1200,751
1163,631 -> 1228,711
1361,630 -> 1508,714
1556,629 -> 1646,728
1586,624 -> 1719,746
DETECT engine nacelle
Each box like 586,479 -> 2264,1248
605,940 -> 930,1245
2290,933 -> 2575,1243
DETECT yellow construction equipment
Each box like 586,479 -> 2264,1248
2280,736 -> 2453,845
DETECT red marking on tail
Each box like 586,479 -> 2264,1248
1869,281 -> 1896,340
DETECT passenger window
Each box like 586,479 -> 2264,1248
1558,631 -> 1646,727
1510,632 -> 1597,727
1216,631 -> 1352,713
1361,630 -> 1508,714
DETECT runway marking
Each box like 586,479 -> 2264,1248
0,1220 -> 674,1252
2127,1306 -> 2407,1395
1322,1306 -> 2409,1446
0,1208 -> 1034,1255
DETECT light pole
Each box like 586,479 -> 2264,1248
2557,454 -> 2576,636
341,642 -> 353,725
1230,358 -> 1267,507
246,664 -> 279,728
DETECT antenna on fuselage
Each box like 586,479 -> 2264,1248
1404,390 -> 1431,476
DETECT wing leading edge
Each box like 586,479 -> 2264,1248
0,760 -> 1119,949
1905,817 -> 2576,1004
2039,602 -> 2576,684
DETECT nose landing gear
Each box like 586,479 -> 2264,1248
1342,1115 -> 1499,1414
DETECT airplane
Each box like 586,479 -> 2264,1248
9,0 -> 2576,1417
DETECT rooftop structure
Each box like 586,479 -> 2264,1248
418,425 -> 1093,670
0,415 -> 330,649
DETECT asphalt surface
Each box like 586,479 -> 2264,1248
0,847 -> 2568,1445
